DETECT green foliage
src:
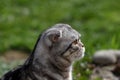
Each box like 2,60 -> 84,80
0,0 -> 120,79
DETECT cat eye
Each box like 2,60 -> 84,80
73,39 -> 79,44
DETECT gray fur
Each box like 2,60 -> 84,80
0,23 -> 85,80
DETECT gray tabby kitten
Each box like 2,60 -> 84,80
0,24 -> 85,80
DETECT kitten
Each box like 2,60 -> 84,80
0,24 -> 85,80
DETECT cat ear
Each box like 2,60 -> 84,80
43,30 -> 62,48
47,30 -> 61,43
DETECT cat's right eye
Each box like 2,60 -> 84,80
73,39 -> 78,45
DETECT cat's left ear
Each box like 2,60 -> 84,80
47,30 -> 62,43
43,30 -> 62,48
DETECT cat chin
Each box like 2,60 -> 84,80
81,47 -> 85,58
80,52 -> 85,59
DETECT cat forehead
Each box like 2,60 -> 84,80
53,24 -> 81,37
44,23 -> 81,39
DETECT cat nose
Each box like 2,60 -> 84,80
81,43 -> 84,47
81,44 -> 84,47
79,41 -> 84,47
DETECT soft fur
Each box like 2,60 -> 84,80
0,24 -> 85,80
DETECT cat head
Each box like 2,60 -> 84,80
40,24 -> 85,62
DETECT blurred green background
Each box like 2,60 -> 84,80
0,0 -> 120,80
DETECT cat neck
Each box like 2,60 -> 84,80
30,63 -> 72,80
25,41 -> 73,80
30,55 -> 73,80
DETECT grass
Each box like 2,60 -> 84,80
0,59 -> 24,77
0,0 -> 120,79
